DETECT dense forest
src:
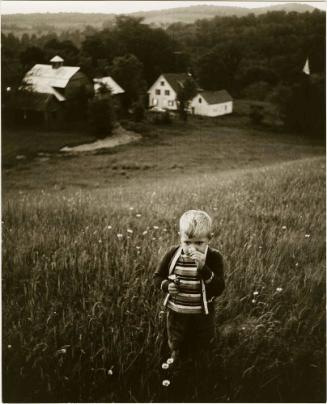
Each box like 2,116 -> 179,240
2,9 -> 325,137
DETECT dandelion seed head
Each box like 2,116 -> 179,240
162,379 -> 170,387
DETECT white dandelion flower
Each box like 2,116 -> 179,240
252,299 -> 256,304
162,379 -> 170,387
117,234 -> 123,239
282,226 -> 287,230
276,287 -> 283,292
142,230 -> 148,235
305,234 -> 310,238
136,214 -> 142,218
253,291 -> 259,296
127,229 -> 133,234
153,226 -> 159,230
166,358 -> 174,365
162,363 -> 169,370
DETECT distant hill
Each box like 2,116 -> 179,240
1,3 -> 319,35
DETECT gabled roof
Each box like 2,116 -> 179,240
93,77 -> 124,95
24,64 -> 80,89
199,90 -> 233,105
162,73 -> 191,93
20,77 -> 66,101
50,55 -> 64,62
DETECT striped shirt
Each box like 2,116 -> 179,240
166,253 -> 203,314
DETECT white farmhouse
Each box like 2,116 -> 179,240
190,90 -> 233,117
148,73 -> 191,111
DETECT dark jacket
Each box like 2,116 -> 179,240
154,245 -> 225,310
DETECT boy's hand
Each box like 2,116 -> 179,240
190,250 -> 206,270
168,282 -> 179,295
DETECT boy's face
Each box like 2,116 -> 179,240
180,233 -> 210,255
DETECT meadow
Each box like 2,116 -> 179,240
2,117 -> 326,402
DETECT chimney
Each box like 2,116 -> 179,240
50,55 -> 64,69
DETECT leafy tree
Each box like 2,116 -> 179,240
110,53 -> 145,110
176,76 -> 198,121
88,96 -> 116,137
20,46 -> 45,70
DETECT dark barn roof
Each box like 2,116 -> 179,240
200,90 -> 233,105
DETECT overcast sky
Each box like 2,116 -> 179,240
1,1 -> 325,14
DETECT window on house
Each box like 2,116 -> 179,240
155,89 -> 161,95
225,105 -> 228,111
153,99 -> 158,106
199,98 -> 202,103
165,90 -> 170,95
161,81 -> 165,86
168,100 -> 174,106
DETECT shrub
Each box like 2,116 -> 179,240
88,97 -> 116,138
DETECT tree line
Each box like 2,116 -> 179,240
2,10 -> 325,137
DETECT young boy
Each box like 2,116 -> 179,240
154,210 -> 225,363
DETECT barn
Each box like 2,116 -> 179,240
16,55 -> 93,127
190,90 -> 233,117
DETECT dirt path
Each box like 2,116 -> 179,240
60,125 -> 142,152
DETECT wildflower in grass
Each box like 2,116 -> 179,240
166,358 -> 174,365
153,225 -> 159,230
252,299 -> 256,304
98,239 -> 102,243
108,368 -> 114,376
107,225 -> 112,230
136,214 -> 141,218
117,234 -> 123,239
57,348 -> 67,355
8,344 -> 12,349
305,234 -> 310,238
276,287 -> 283,292
241,327 -> 246,331
295,262 -> 299,267
163,228 -> 167,232
162,363 -> 169,370
127,229 -> 133,234
136,246 -> 141,250
282,226 -> 287,230
152,237 -> 156,240
129,207 -> 134,210
253,291 -> 259,296
142,230 -> 148,235
162,379 -> 170,387
259,246 -> 262,249
159,310 -> 165,319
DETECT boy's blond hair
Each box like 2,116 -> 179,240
179,210 -> 212,239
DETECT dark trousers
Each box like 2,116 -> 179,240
166,308 -> 215,358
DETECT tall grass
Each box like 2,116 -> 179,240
3,157 -> 326,402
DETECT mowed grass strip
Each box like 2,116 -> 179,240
3,156 -> 325,402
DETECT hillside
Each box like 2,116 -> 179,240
1,3 -> 318,34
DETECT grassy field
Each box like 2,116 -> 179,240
2,117 -> 326,402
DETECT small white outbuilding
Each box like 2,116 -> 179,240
190,90 -> 233,117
